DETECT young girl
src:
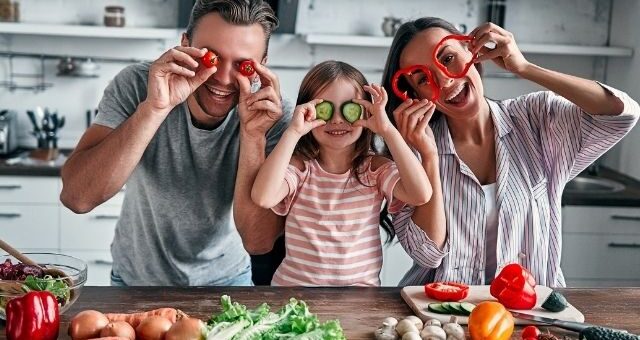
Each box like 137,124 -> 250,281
251,60 -> 433,286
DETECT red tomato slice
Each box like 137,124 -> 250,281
424,282 -> 470,302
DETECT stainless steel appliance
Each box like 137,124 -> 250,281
0,110 -> 18,155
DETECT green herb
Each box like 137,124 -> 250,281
23,275 -> 70,305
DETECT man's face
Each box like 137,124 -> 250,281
183,13 -> 267,121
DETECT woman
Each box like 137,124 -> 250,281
382,17 -> 639,287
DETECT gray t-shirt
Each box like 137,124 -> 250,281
94,62 -> 291,285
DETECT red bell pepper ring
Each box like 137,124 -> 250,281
202,50 -> 219,68
391,64 -> 440,102
6,291 -> 60,340
490,263 -> 537,310
239,60 -> 256,77
424,282 -> 470,302
432,34 -> 478,79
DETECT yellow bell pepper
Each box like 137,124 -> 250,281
468,301 -> 514,340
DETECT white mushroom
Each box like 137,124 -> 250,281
402,331 -> 422,340
395,319 -> 419,336
383,317 -> 399,328
442,316 -> 464,340
420,325 -> 446,340
403,315 -> 424,331
424,319 -> 442,327
375,321 -> 399,340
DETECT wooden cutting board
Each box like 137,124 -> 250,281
401,285 -> 585,325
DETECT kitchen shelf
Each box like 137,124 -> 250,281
304,34 -> 634,57
0,23 -> 180,40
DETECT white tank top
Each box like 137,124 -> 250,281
482,183 -> 499,284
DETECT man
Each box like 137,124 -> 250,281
60,0 -> 289,286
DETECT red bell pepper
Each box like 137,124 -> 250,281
432,34 -> 478,79
424,282 -> 469,302
5,291 -> 59,340
391,64 -> 440,102
490,263 -> 537,310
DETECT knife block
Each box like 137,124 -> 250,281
30,148 -> 59,161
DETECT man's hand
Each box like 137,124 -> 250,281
145,46 -> 218,116
237,63 -> 283,139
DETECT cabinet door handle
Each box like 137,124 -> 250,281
93,215 -> 120,220
608,242 -> 640,249
90,260 -> 113,265
611,215 -> 640,222
0,213 -> 21,218
0,185 -> 21,190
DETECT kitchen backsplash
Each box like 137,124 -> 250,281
0,0 -> 636,174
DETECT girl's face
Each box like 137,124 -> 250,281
311,78 -> 364,150
399,27 -> 485,120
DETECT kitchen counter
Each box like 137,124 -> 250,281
562,167 -> 640,207
0,148 -> 70,177
1,286 -> 638,339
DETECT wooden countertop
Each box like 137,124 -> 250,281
1,286 -> 638,339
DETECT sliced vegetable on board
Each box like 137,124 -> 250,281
424,282 -> 470,302
542,291 -> 569,312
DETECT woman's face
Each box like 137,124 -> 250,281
399,27 -> 485,119
311,78 -> 364,150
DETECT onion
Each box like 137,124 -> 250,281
68,310 -> 110,340
136,316 -> 173,340
100,321 -> 136,340
164,318 -> 205,340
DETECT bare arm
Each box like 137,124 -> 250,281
471,22 -> 624,115
60,103 -> 166,213
61,45 -> 215,213
233,63 -> 300,255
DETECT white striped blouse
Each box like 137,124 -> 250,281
393,83 -> 640,287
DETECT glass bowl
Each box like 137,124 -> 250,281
0,253 -> 87,319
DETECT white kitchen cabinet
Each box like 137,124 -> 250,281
0,205 -> 59,249
0,176 -> 59,204
380,238 -> 414,286
562,206 -> 640,287
60,205 -> 120,251
63,250 -> 113,287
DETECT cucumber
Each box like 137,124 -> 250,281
447,302 -> 466,315
315,101 -> 334,121
341,102 -> 362,123
542,291 -> 568,312
460,302 -> 476,315
427,303 -> 449,314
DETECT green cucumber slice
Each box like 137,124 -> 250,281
460,302 -> 476,315
315,101 -> 334,121
427,303 -> 449,314
341,102 -> 362,123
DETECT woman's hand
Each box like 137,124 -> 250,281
469,22 -> 531,75
393,99 -> 438,158
352,84 -> 394,137
287,99 -> 326,137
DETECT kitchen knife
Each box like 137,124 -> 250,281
510,311 -> 637,338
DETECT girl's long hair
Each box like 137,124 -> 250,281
294,60 -> 395,243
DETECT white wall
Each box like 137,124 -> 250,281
606,0 -> 640,179
1,0 -> 634,176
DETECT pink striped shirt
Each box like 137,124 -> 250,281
271,157 -> 405,286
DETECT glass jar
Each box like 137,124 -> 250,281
104,6 -> 125,27
0,0 -> 16,22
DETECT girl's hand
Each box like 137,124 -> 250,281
393,99 -> 438,157
352,84 -> 394,137
469,22 -> 530,75
287,99 -> 326,137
